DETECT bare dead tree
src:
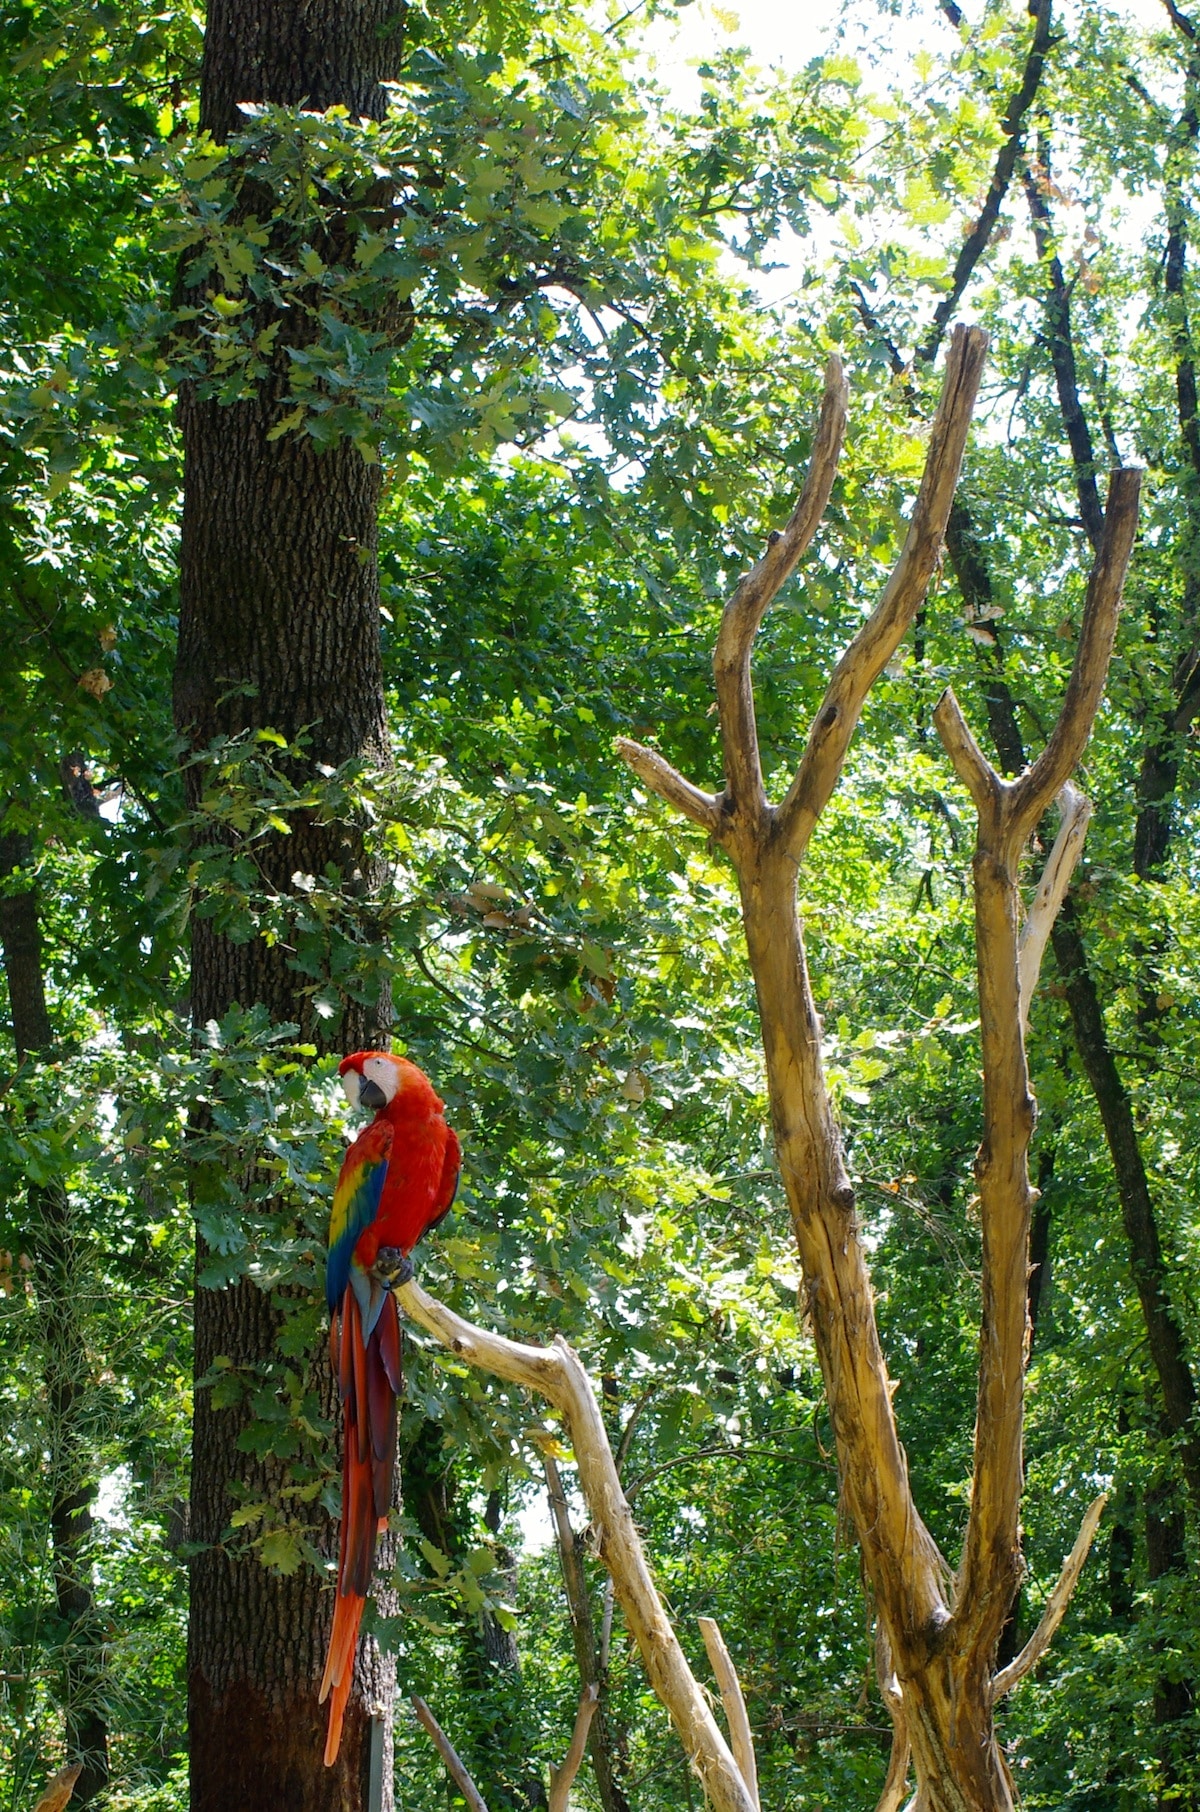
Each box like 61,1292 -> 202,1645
608,326 -> 1141,1811
543,1453 -> 630,1812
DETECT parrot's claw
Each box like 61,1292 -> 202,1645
374,1248 -> 414,1289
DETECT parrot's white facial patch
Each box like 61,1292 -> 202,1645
363,1055 -> 402,1104
340,1069 -> 362,1108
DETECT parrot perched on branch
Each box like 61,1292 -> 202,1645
319,1050 -> 461,1766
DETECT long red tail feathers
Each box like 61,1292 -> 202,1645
320,1288 -> 403,1765
320,1587 -> 365,1766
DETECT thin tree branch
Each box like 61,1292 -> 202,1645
1009,468 -> 1141,842
1017,782 -> 1092,1034
1163,0 -> 1198,42
599,1573 -> 616,1673
778,326 -> 989,862
549,1685 -> 601,1812
411,1697 -> 490,1812
698,1618 -> 759,1812
916,0 -> 1055,366
544,1451 -> 579,1564
711,354 -> 850,817
991,1494 -> 1108,1699
543,1455 -> 629,1812
1023,150 -> 1106,551
612,739 -> 721,833
397,1279 -> 756,1812
872,1621 -> 910,1811
614,1384 -> 658,1477
625,1443 -> 803,1500
851,284 -> 909,379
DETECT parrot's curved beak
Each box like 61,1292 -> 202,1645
358,1076 -> 387,1113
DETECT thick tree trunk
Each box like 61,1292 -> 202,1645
0,834 -> 110,1805
176,6 -> 400,1807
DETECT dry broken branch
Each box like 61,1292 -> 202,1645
991,1494 -> 1108,1700
873,1623 -> 910,1811
412,1696 -> 490,1812
778,326 -> 989,861
610,739 -> 721,834
549,1685 -> 601,1812
397,1277 -> 756,1812
698,1617 -> 760,1812
1017,782 -> 1092,1034
543,1450 -> 622,1810
712,353 -> 850,816
931,686 -> 1003,823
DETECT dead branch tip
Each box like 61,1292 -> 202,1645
992,1493 -> 1108,1700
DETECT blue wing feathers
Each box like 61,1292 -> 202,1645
326,1154 -> 388,1310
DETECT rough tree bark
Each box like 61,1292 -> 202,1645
0,831 -> 109,1805
175,6 -> 401,1809
617,330 -> 1140,1812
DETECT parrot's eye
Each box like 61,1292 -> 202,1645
362,1055 -> 401,1104
340,1070 -> 362,1108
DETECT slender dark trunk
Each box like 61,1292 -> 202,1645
1047,904 -> 1200,1514
544,1458 -> 631,1812
1145,1475 -> 1197,1811
404,1426 -> 548,1812
0,831 -> 110,1804
946,395 -> 1200,1521
176,5 -> 402,1807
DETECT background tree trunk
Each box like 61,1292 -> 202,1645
0,832 -> 110,1805
404,1424 -> 549,1812
176,5 -> 401,1807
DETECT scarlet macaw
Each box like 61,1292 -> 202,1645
319,1050 -> 461,1765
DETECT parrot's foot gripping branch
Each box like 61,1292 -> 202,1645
373,1247 -> 415,1289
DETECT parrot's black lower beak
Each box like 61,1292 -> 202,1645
359,1077 -> 387,1112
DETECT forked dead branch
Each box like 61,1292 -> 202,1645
397,328 -> 1139,1812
